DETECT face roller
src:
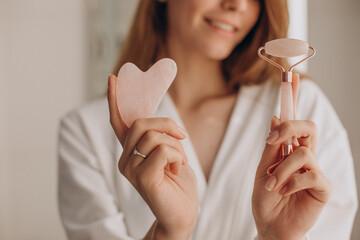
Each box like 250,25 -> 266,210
257,38 -> 316,161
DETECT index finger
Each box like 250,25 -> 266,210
267,120 -> 317,153
123,117 -> 188,157
256,116 -> 282,178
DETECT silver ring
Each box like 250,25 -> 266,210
133,147 -> 147,158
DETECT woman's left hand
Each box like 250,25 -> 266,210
252,117 -> 332,240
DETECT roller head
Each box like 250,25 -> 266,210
264,38 -> 309,58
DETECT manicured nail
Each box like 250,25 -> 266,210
267,160 -> 282,176
279,185 -> 288,195
265,176 -> 277,191
292,137 -> 300,147
177,126 -> 188,138
266,130 -> 279,144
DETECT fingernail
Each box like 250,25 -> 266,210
265,176 -> 277,191
266,130 -> 279,144
293,137 -> 300,147
279,185 -> 288,195
271,115 -> 280,123
266,160 -> 282,176
177,126 -> 188,138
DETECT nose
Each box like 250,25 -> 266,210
221,0 -> 250,12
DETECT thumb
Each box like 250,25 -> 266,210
270,115 -> 281,132
107,74 -> 128,145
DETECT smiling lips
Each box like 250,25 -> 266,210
206,18 -> 238,33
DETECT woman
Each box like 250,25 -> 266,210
58,0 -> 358,239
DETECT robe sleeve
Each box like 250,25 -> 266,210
57,111 -> 136,240
298,81 -> 358,239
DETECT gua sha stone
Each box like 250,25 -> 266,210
116,58 -> 177,128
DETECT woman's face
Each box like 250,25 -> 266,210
166,0 -> 261,60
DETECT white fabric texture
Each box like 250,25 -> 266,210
58,80 -> 358,240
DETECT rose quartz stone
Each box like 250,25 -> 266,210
265,38 -> 309,58
280,82 -> 294,145
116,58 -> 177,128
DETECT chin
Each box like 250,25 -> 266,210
197,39 -> 236,61
205,47 -> 234,61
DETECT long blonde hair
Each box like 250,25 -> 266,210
114,0 -> 290,91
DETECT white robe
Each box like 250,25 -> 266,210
58,80 -> 358,240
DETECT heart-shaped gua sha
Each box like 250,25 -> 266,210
116,58 -> 177,128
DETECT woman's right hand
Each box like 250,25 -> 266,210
108,74 -> 198,240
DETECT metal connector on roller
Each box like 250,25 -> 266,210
281,144 -> 293,160
282,72 -> 293,83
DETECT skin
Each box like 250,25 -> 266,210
107,0 -> 332,239
164,0 -> 261,181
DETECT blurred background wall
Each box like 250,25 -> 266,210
0,0 -> 359,239
1,1 -> 87,239
308,1 -> 360,238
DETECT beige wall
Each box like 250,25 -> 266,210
1,0 -> 87,239
308,1 -> 360,239
0,1 -> 10,237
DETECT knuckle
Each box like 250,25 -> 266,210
310,170 -> 321,184
282,121 -> 291,131
281,121 -> 293,136
157,144 -> 169,156
307,121 -> 318,139
163,117 -> 176,129
296,146 -> 311,158
131,118 -> 145,132
307,120 -> 317,132
143,130 -> 158,143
